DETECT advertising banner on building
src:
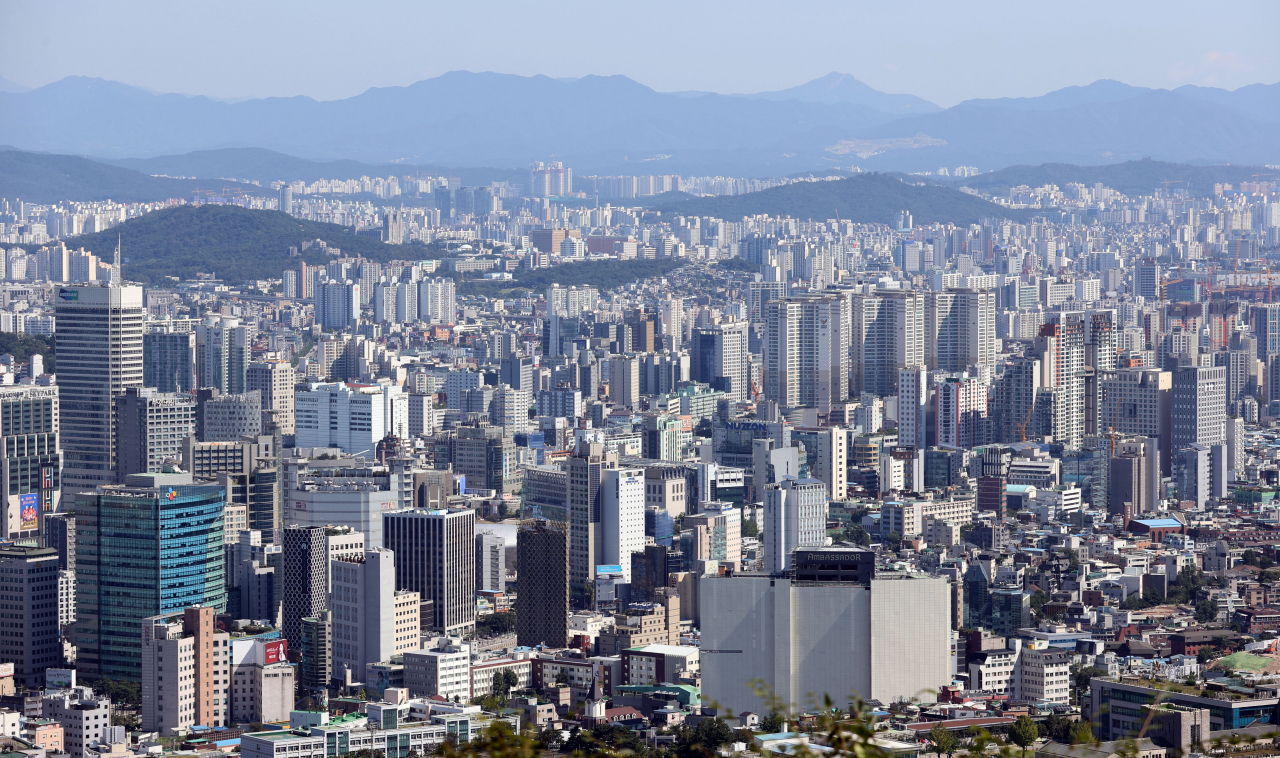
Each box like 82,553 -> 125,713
19,493 -> 38,531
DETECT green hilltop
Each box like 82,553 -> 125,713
64,204 -> 432,285
648,172 -> 1035,225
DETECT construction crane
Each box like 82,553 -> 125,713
748,377 -> 763,404
1017,393 -> 1035,442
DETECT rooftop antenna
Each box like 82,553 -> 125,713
110,234 -> 122,287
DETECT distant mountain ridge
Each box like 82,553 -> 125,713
1,72 -> 1277,175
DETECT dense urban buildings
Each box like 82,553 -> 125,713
6,107 -> 1280,757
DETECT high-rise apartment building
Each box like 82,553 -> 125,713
383,508 -> 476,636
418,277 -> 456,324
247,360 -> 297,435
691,322 -> 750,401
73,472 -> 226,682
0,383 -> 60,539
897,367 -> 929,449
114,387 -> 197,481
315,280 -> 360,331
56,284 -> 145,491
936,374 -> 987,450
1035,312 -> 1087,449
0,546 -> 60,687
140,607 -> 230,733
792,426 -> 848,501
515,520 -> 569,648
143,330 -> 196,393
196,316 -> 250,394
924,289 -> 996,373
763,291 -> 852,412
852,291 -> 925,398
762,477 -> 828,574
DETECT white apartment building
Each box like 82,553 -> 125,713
418,277 -> 456,323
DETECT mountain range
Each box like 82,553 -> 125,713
1,72 -> 1277,176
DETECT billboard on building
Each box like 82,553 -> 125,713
263,639 -> 287,664
19,493 -> 38,530
46,668 -> 76,688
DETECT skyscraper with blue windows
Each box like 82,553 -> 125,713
72,471 -> 226,682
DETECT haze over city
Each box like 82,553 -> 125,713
0,4 -> 1279,758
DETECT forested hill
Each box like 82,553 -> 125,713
64,204 -> 431,284
648,173 -> 1034,225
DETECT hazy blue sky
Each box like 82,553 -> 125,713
2,0 -> 1277,107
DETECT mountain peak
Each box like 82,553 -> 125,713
741,73 -> 941,115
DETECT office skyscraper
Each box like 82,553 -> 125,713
143,330 -> 196,393
567,441 -> 618,592
0,383 -> 60,540
383,508 -> 476,636
281,526 -> 329,646
515,520 -> 569,649
0,546 -> 60,687
601,467 -> 645,583
329,548 -> 420,681
246,360 -> 297,436
56,283 -> 145,491
74,472 -> 226,682
764,291 -> 852,412
114,387 -> 197,481
691,321 -> 750,401
1172,365 -> 1227,449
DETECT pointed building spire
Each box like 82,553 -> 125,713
110,234 -> 122,287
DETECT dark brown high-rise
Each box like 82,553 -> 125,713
516,520 -> 569,648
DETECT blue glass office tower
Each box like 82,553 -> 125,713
73,472 -> 226,682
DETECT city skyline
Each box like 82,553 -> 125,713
0,0 -> 1276,107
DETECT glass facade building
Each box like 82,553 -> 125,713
73,473 -> 226,682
